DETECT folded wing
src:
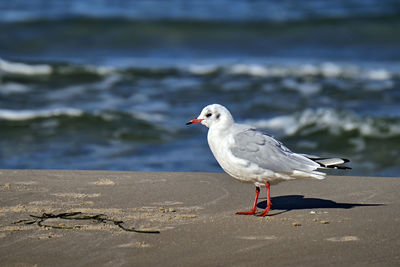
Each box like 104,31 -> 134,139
230,129 -> 320,174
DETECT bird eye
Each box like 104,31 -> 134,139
205,113 -> 212,118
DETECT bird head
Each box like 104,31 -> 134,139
186,104 -> 234,129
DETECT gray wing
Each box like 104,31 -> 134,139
230,129 -> 319,173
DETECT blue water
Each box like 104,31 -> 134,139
0,1 -> 400,177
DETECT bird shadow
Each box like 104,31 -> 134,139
257,195 -> 384,216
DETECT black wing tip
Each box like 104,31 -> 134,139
316,163 -> 352,170
312,157 -> 350,163
341,158 -> 350,163
312,157 -> 351,170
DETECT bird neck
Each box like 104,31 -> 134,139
210,118 -> 234,135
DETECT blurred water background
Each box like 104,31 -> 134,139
1,0 -> 400,176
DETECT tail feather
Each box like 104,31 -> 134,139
305,156 -> 351,170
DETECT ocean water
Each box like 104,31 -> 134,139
1,1 -> 400,177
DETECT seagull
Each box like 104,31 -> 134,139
186,104 -> 350,216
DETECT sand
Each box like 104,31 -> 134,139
0,170 -> 399,266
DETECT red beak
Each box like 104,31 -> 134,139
186,118 -> 203,125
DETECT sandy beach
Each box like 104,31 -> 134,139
0,170 -> 399,266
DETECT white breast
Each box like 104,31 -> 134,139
207,127 -> 270,184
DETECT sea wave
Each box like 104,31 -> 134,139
0,108 -> 167,143
0,58 -> 117,77
0,108 -> 83,120
0,58 -> 52,75
1,57 -> 399,81
198,62 -> 398,81
0,107 -> 165,125
247,108 -> 400,138
0,57 -> 399,175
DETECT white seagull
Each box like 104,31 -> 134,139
186,104 -> 350,216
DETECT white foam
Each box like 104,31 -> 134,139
364,69 -> 391,80
229,63 -> 270,77
247,108 -> 400,138
321,62 -> 342,77
199,61 -> 398,84
297,63 -> 319,76
188,64 -> 218,75
0,108 -> 83,121
251,114 -> 298,135
134,112 -> 165,123
0,58 -> 52,75
281,78 -> 321,95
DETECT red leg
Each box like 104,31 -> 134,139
236,186 -> 260,215
256,182 -> 272,217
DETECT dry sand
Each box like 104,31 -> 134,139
0,170 -> 399,266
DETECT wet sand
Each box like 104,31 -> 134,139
0,170 -> 399,266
